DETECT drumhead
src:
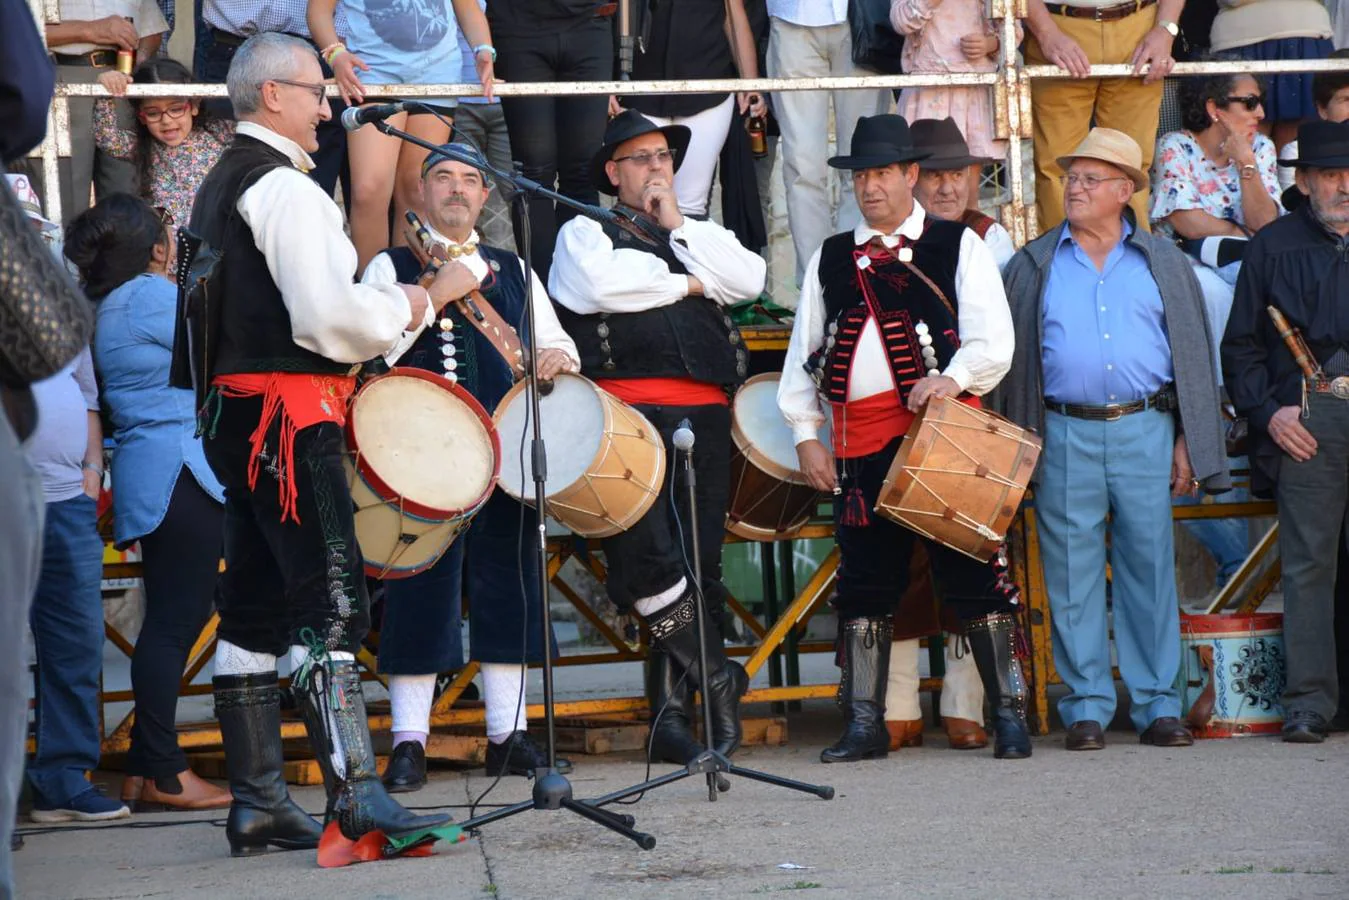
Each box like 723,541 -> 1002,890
351,372 -> 496,513
733,374 -> 809,474
495,373 -> 605,496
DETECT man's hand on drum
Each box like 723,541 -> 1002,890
906,375 -> 961,413
534,348 -> 573,381
1170,433 -> 1199,498
426,260 -> 480,312
796,439 -> 837,493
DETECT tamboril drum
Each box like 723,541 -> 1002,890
727,373 -> 823,541
346,368 -> 500,578
494,373 -> 665,538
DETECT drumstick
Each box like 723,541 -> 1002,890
1267,305 -> 1322,380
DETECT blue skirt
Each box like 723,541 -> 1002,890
1231,37 -> 1336,123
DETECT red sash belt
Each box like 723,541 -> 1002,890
594,376 -> 728,407
832,391 -> 982,460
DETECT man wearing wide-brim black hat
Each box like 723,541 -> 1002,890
548,109 -> 766,766
776,114 -> 1033,764
1223,119 -> 1349,744
910,117 -> 1016,272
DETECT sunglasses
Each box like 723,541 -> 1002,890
1222,94 -> 1264,112
137,101 -> 192,124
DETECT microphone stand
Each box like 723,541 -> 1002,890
363,118 -> 831,849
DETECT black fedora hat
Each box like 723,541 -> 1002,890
1279,120 -> 1349,169
909,117 -> 993,170
589,109 -> 692,196
828,114 -> 931,171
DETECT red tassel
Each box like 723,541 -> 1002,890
840,486 -> 871,527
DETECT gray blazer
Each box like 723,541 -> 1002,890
991,220 -> 1232,493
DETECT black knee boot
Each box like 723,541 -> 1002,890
646,590 -> 749,757
964,612 -> 1033,759
821,617 -> 892,763
296,657 -> 450,840
213,673 -> 323,857
644,649 -> 704,764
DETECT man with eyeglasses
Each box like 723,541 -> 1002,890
184,32 -> 457,859
996,127 -> 1229,752
549,110 -> 766,766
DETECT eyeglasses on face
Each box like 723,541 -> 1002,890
1222,94 -> 1264,112
266,79 -> 328,104
1059,173 -> 1130,190
137,102 -> 192,124
612,148 -> 678,167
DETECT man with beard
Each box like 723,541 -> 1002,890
549,110 -> 766,766
361,148 -> 579,788
1223,119 -> 1349,744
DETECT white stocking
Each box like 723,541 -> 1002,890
214,639 -> 277,676
482,663 -> 528,744
633,578 -> 688,618
389,674 -> 436,746
939,634 -> 986,722
885,638 -> 922,721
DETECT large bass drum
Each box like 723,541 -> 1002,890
726,373 -> 824,541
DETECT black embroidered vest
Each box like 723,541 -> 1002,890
807,218 -> 966,407
553,217 -> 748,389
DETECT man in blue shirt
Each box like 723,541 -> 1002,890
997,128 -> 1229,752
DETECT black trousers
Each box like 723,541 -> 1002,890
834,437 -> 1018,622
494,17 -> 613,283
127,474 -> 222,777
203,395 -> 370,657
601,403 -> 732,616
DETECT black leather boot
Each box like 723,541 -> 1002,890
821,617 -> 892,763
646,589 -> 749,757
644,649 -> 704,764
296,658 -> 450,840
964,612 -> 1033,759
213,673 -> 323,857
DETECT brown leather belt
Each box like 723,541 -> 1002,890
1044,388 -> 1176,421
51,49 -> 117,68
1044,0 -> 1156,22
594,2 -> 618,17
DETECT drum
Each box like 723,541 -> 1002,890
726,373 -> 823,541
1179,612 -> 1285,738
346,368 -> 500,578
875,396 -> 1041,562
494,373 -> 665,538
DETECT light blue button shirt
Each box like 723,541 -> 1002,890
94,273 -> 224,548
1041,220 -> 1174,406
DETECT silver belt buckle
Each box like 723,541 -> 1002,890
1329,376 -> 1349,400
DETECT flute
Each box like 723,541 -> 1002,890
1265,305 -> 1321,381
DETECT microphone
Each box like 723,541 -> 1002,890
340,100 -> 458,132
672,418 -> 695,452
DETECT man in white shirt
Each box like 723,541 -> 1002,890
550,110 -> 766,765
778,115 -> 1031,764
766,0 -> 892,294
362,148 -> 580,790
185,32 -> 455,859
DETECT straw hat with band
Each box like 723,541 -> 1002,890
1054,127 -> 1148,194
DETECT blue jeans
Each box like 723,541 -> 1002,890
27,494 -> 106,807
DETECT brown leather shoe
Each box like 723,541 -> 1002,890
885,719 -> 924,751
1139,716 -> 1194,747
1064,720 -> 1106,751
131,770 -> 233,812
942,716 -> 989,750
120,776 -> 143,805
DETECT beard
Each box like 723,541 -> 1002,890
1311,191 -> 1349,226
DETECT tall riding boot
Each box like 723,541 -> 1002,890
644,649 -> 705,764
821,617 -> 892,763
964,612 -> 1033,759
296,658 -> 450,840
213,673 -> 323,857
646,590 -> 749,757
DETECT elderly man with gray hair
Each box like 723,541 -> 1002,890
184,32 -> 465,859
996,127 -> 1228,753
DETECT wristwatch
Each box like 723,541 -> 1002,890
1157,19 -> 1179,38
1240,163 -> 1258,180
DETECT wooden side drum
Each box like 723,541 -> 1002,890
1179,612 -> 1285,738
726,373 -> 823,541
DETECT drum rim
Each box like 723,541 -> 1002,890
348,366 -> 502,520
731,372 -> 813,486
492,372 -> 613,498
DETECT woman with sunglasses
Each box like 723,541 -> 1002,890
95,57 -> 234,230
64,194 -> 233,814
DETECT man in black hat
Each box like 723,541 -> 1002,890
549,109 -> 767,765
1223,119 -> 1349,744
777,114 -> 1032,764
910,118 -> 1015,272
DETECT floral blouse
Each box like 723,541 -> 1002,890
93,102 -> 235,229
1150,130 -> 1283,238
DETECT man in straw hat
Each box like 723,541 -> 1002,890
1223,119 -> 1349,743
550,109 -> 766,765
778,114 -> 1032,763
996,127 -> 1229,752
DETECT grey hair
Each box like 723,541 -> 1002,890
227,32 -> 316,115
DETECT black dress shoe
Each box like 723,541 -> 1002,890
485,732 -> 573,777
1282,709 -> 1329,744
382,740 -> 428,793
1139,716 -> 1194,746
1064,720 -> 1106,751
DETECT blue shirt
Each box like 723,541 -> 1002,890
1041,220 -> 1174,406
94,274 -> 224,547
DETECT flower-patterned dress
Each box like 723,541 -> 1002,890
1149,130 -> 1283,240
93,103 -> 234,229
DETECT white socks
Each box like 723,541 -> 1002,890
389,674 -> 436,747
215,639 -> 277,676
633,577 -> 688,618
885,639 -> 922,721
939,634 -> 986,722
482,663 -> 528,744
